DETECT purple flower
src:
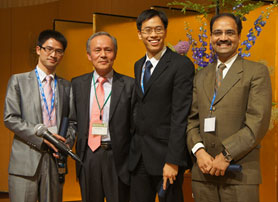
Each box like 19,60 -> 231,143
174,41 -> 190,55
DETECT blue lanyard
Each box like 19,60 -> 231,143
35,68 -> 57,121
209,91 -> 217,113
141,67 -> 146,93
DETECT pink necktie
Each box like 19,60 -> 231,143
43,75 -> 56,127
88,76 -> 107,152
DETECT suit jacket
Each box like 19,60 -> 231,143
71,71 -> 135,185
129,47 -> 195,175
187,56 -> 272,184
4,69 -> 76,177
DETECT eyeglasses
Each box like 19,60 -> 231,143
141,26 -> 165,35
40,46 -> 64,56
212,30 -> 237,37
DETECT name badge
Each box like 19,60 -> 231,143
92,123 -> 108,136
204,117 -> 216,132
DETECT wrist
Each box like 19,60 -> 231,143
222,149 -> 232,162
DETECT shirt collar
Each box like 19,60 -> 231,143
92,69 -> 114,85
36,66 -> 55,82
216,54 -> 238,70
145,46 -> 167,67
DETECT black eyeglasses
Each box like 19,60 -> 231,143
40,46 -> 64,56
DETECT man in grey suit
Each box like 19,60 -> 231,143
71,32 -> 134,202
4,30 -> 76,202
187,13 -> 272,202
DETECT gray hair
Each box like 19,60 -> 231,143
86,31 -> 118,54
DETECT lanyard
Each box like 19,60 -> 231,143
92,74 -> 111,120
141,67 -> 145,93
209,91 -> 217,115
35,68 -> 57,121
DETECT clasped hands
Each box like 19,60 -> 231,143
195,148 -> 229,176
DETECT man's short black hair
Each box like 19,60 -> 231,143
37,29 -> 67,50
210,13 -> 242,35
136,9 -> 168,31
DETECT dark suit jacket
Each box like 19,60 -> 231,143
129,47 -> 195,175
71,71 -> 135,185
187,56 -> 272,184
4,70 -> 76,177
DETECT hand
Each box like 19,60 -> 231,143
209,153 -> 230,176
195,148 -> 214,174
43,133 -> 67,159
163,163 -> 178,190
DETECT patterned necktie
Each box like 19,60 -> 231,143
88,76 -> 107,152
143,60 -> 153,91
43,75 -> 56,127
215,63 -> 226,90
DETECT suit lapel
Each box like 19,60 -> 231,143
29,70 -> 43,123
56,77 -> 63,129
214,57 -> 243,104
109,72 -> 124,121
135,57 -> 145,98
143,48 -> 171,96
82,73 -> 93,134
203,63 -> 217,102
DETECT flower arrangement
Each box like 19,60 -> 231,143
173,40 -> 190,55
169,0 -> 278,67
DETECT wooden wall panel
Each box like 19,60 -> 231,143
0,8 -> 12,192
54,20 -> 93,201
0,2 -> 59,193
58,0 -> 93,22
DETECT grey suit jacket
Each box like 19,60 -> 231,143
4,69 -> 76,177
187,56 -> 272,184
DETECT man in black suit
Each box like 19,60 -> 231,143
71,32 -> 134,202
129,9 -> 195,202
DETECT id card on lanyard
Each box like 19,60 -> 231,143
91,74 -> 111,136
204,91 -> 216,132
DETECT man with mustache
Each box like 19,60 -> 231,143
187,13 -> 272,202
71,32 -> 134,202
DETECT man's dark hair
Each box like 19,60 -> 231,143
210,13 -> 242,35
136,9 -> 168,31
37,29 -> 67,50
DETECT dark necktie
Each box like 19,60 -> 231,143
143,60 -> 153,89
215,63 -> 226,90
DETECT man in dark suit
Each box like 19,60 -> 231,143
187,13 -> 272,202
129,9 -> 195,202
71,32 -> 134,202
4,30 -> 76,202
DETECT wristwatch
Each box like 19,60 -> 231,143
222,149 -> 232,162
